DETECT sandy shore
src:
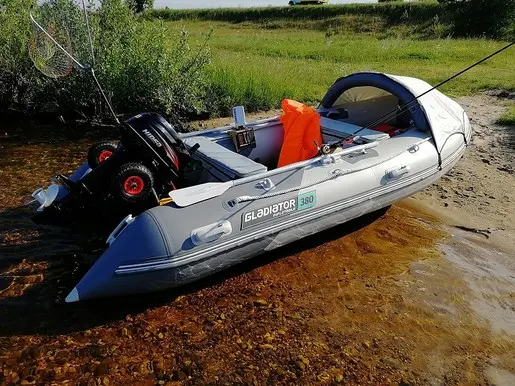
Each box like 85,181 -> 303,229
0,94 -> 514,385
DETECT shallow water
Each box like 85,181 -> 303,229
0,121 -> 514,385
441,227 -> 515,335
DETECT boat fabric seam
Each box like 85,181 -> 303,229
114,143 -> 465,275
147,210 -> 171,257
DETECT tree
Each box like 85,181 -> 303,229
438,0 -> 515,38
127,0 -> 153,14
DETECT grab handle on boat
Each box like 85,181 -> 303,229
191,220 -> 232,246
386,165 -> 411,180
256,178 -> 275,191
106,214 -> 135,246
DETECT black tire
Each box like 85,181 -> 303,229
112,162 -> 154,203
87,141 -> 118,169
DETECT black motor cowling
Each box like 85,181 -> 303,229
121,113 -> 184,175
87,113 -> 191,201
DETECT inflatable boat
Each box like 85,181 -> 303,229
31,72 -> 471,302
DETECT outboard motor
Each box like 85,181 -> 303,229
28,11 -> 204,229
87,113 -> 187,202
32,113 -> 196,227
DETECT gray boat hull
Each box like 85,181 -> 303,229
66,139 -> 466,303
58,72 -> 473,303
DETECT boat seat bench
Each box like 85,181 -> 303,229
320,117 -> 390,142
183,137 -> 267,180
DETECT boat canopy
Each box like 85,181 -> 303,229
320,72 -> 468,154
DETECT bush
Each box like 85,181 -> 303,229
438,0 -> 515,38
127,0 -> 153,14
0,0 -> 40,112
0,0 -> 211,122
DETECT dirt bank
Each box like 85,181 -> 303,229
0,95 -> 514,385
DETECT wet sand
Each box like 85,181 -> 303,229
0,95 -> 514,385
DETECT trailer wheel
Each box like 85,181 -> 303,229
113,163 -> 154,203
87,141 -> 118,168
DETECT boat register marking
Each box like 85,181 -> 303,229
241,191 -> 316,229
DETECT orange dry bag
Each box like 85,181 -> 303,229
278,99 -> 322,168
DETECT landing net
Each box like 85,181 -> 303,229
28,17 -> 74,78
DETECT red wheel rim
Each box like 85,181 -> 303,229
98,150 -> 113,163
123,176 -> 145,195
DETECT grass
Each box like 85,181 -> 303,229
164,19 -> 515,115
498,105 -> 515,125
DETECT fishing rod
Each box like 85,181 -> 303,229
325,40 -> 515,152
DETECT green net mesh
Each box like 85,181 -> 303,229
28,20 -> 74,79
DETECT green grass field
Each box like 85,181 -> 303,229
164,19 -> 515,115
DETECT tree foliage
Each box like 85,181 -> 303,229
437,0 -> 515,38
0,0 -> 211,121
127,0 -> 154,14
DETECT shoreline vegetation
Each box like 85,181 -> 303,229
150,2 -> 444,23
498,105 -> 515,126
1,0 -> 514,124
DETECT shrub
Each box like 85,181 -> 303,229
0,0 -> 211,122
0,0 -> 39,112
127,0 -> 154,14
438,0 -> 515,38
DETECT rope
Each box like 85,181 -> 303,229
233,137 -> 431,204
81,0 -> 96,66
235,169 -> 344,204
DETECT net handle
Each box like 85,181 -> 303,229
81,0 -> 96,66
30,12 -> 87,71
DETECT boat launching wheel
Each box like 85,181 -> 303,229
88,141 -> 118,168
113,162 -> 154,203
